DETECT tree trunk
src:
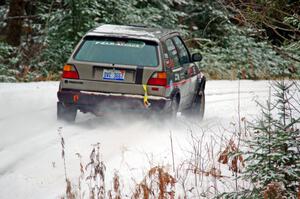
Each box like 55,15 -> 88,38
6,0 -> 25,46
0,0 -> 6,6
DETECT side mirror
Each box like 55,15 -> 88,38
191,53 -> 202,62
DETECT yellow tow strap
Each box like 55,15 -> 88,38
142,84 -> 150,108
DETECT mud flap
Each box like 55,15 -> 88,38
57,102 -> 77,122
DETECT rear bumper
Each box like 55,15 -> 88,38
57,89 -> 171,113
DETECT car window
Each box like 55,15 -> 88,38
173,37 -> 190,64
165,38 -> 180,69
74,36 -> 159,67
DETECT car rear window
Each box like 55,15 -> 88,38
74,36 -> 159,67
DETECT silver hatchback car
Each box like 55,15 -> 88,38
57,24 -> 206,122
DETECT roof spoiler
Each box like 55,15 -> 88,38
127,24 -> 149,28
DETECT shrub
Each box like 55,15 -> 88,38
220,80 -> 300,198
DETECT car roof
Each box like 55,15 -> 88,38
86,24 -> 179,41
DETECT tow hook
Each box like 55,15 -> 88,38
143,84 -> 151,108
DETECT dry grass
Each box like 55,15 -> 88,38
133,166 -> 176,199
59,127 -> 76,199
262,182 -> 285,199
85,143 -> 106,198
218,139 -> 245,173
108,172 -> 121,199
57,123 -> 250,198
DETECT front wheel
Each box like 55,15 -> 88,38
57,102 -> 77,122
193,92 -> 205,121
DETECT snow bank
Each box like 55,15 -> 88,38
0,80 -> 271,198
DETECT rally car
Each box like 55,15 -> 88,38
57,24 -> 206,122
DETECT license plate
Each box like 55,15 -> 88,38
103,69 -> 126,81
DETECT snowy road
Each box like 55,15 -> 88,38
0,80 -> 271,198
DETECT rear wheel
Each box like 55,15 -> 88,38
170,97 -> 179,118
57,102 -> 77,122
193,92 -> 205,121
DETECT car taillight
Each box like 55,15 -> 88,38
147,72 -> 167,86
62,64 -> 79,79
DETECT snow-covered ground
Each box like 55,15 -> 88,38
0,80 -> 271,198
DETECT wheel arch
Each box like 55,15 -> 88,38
170,88 -> 181,104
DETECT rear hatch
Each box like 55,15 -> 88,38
61,36 -> 166,96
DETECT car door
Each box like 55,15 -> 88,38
164,37 -> 190,109
172,36 -> 199,108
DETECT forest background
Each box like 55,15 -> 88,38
0,0 -> 299,82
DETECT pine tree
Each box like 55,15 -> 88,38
249,81 -> 299,198
221,81 -> 300,198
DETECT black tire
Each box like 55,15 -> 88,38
57,102 -> 77,122
170,96 -> 179,119
193,92 -> 205,121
